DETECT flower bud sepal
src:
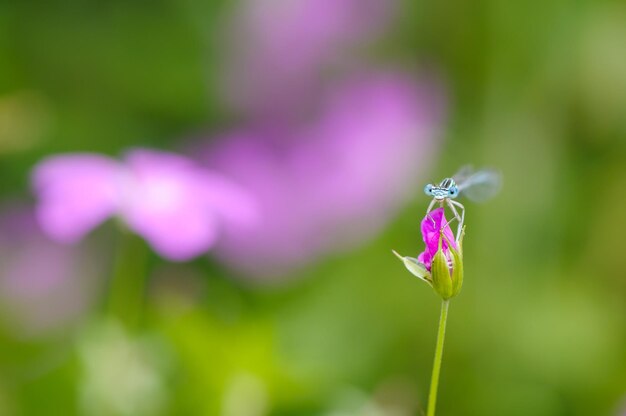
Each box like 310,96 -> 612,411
392,250 -> 433,287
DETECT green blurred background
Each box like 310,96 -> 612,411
0,0 -> 625,415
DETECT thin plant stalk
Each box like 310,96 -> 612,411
107,229 -> 149,328
427,299 -> 449,416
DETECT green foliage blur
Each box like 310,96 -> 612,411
1,0 -> 625,415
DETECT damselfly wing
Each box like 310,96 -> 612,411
453,166 -> 502,203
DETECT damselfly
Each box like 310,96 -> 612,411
424,166 -> 502,240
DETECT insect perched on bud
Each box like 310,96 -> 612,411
393,207 -> 463,300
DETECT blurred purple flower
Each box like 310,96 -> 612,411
417,207 -> 457,272
32,149 -> 256,261
187,0 -> 446,278
220,0 -> 395,120
0,207 -> 100,337
199,72 -> 444,277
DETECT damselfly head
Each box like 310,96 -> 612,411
425,177 -> 458,201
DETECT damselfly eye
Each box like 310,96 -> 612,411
424,184 -> 433,196
448,186 -> 459,197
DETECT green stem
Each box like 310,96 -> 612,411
427,299 -> 450,416
107,230 -> 148,329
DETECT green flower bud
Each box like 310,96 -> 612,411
431,228 -> 464,300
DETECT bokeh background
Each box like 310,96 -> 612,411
1,0 -> 626,415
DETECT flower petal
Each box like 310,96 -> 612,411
120,150 -> 220,261
417,250 -> 432,271
420,207 -> 457,256
31,154 -> 121,243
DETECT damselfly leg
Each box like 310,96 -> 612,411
447,199 -> 465,241
437,200 -> 463,241
425,199 -> 438,225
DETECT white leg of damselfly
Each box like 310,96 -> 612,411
448,199 -> 465,241
442,200 -> 460,233
441,200 -> 463,242
426,198 -> 437,225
